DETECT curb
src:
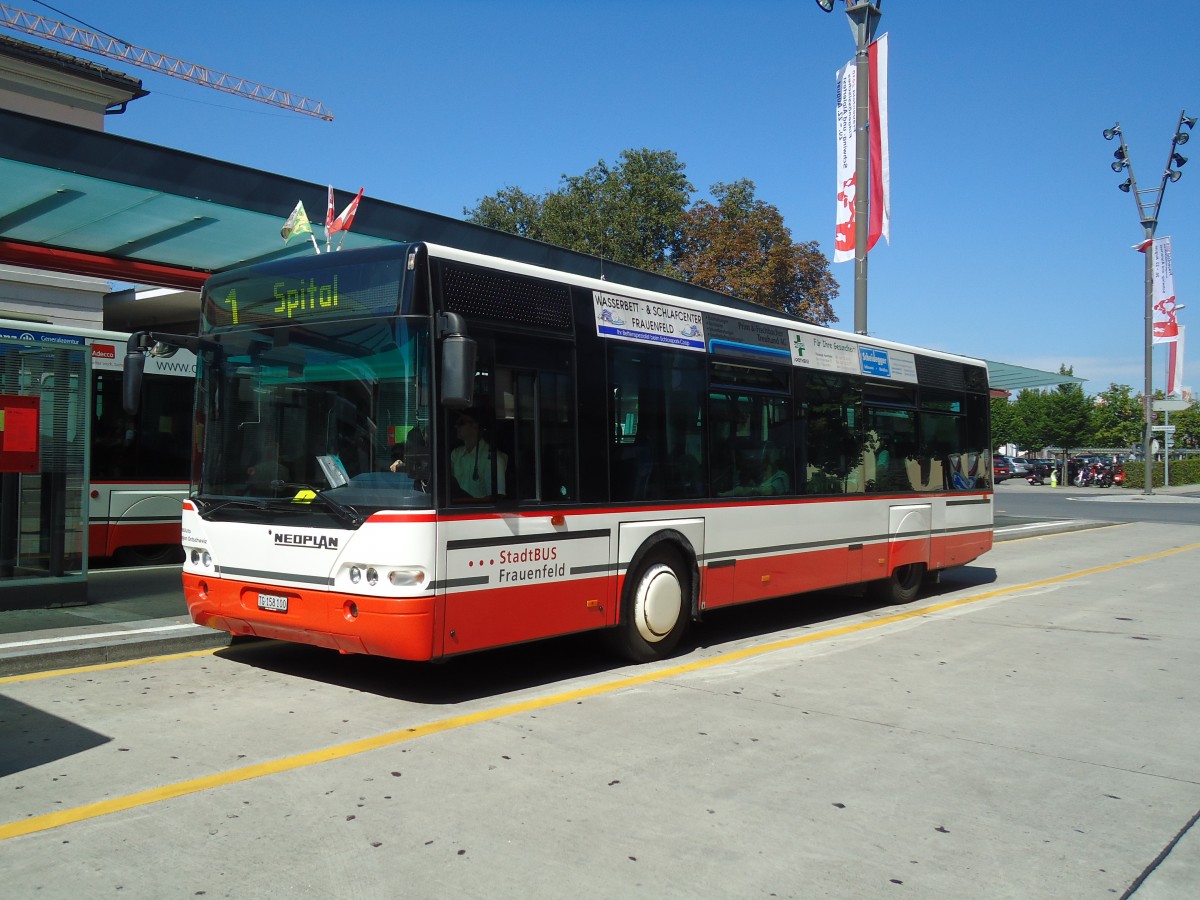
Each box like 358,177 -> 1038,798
0,619 -> 232,678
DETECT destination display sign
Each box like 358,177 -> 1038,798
203,258 -> 405,331
593,290 -> 705,352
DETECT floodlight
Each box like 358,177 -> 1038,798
1167,169 -> 1183,183
1118,179 -> 1132,192
815,0 -> 836,10
1103,125 -> 1121,141
1172,152 -> 1187,168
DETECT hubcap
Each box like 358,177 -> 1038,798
636,564 -> 682,642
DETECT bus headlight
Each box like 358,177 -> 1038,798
349,566 -> 362,584
388,568 -> 426,587
366,567 -> 379,586
189,548 -> 213,568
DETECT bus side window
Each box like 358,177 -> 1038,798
800,371 -> 865,495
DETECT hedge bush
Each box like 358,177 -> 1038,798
1119,458 -> 1200,490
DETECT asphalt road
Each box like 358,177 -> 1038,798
2,519 -> 1198,898
994,478 -> 1200,530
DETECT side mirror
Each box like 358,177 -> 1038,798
438,312 -> 477,410
123,334 -> 148,415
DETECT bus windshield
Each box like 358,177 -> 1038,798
194,316 -> 433,520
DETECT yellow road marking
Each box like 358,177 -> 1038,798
0,648 -> 221,685
2,540 -> 1197,841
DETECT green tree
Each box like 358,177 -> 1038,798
1171,401 -> 1200,449
674,180 -> 837,323
990,396 -> 1017,450
1010,388 -> 1051,451
1090,384 -> 1143,448
466,152 -> 839,324
465,186 -> 545,240
1045,365 -> 1092,456
466,148 -> 694,276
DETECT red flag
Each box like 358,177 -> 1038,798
1167,327 -> 1184,396
833,34 -> 889,262
866,33 -> 889,253
325,185 -> 335,232
329,188 -> 364,235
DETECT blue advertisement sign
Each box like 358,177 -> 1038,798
0,327 -> 86,346
859,346 -> 891,377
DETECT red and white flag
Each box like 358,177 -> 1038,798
329,187 -> 364,236
1167,326 -> 1185,396
1150,236 -> 1180,343
325,185 -> 335,232
834,33 -> 890,263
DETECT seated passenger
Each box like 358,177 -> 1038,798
721,445 -> 790,497
449,408 -> 507,499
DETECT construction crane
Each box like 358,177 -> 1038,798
0,3 -> 332,120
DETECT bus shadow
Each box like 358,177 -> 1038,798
213,564 -> 999,705
0,695 -> 111,778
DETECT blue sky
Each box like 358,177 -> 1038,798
29,1 -> 1200,396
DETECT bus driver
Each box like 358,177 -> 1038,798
449,408 -> 506,499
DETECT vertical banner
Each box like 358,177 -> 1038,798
1168,326 -> 1185,396
867,33 -> 890,251
1151,236 -> 1180,343
833,59 -> 857,263
833,34 -> 890,264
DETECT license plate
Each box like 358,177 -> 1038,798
257,592 -> 288,612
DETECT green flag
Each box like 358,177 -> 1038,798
281,201 -> 313,242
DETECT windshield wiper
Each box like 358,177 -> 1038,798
270,481 -> 364,528
195,496 -> 275,518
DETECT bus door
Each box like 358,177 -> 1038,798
441,337 -> 612,654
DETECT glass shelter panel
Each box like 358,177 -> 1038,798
0,338 -> 88,604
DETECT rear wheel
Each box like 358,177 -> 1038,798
868,562 -> 926,604
608,546 -> 690,663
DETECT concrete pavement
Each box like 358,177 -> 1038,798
2,519 -> 1199,897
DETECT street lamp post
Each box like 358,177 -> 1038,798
817,0 -> 883,336
1104,111 -> 1194,495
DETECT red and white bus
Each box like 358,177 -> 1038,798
89,328 -> 194,563
129,242 -> 991,662
0,319 -> 195,564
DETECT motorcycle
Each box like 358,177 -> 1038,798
1075,461 -> 1114,488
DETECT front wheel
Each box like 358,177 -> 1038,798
607,547 -> 690,663
868,562 -> 927,605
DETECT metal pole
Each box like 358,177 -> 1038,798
853,21 -> 870,335
1143,229 -> 1154,495
1164,410 -> 1171,486
845,2 -> 881,336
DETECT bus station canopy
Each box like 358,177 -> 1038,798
0,106 -> 1085,394
0,107 -> 777,317
985,360 -> 1085,393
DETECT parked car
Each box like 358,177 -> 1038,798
993,455 -> 1012,483
1006,456 -> 1030,477
1027,458 -> 1061,481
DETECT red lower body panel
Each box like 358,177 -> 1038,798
184,573 -> 437,661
